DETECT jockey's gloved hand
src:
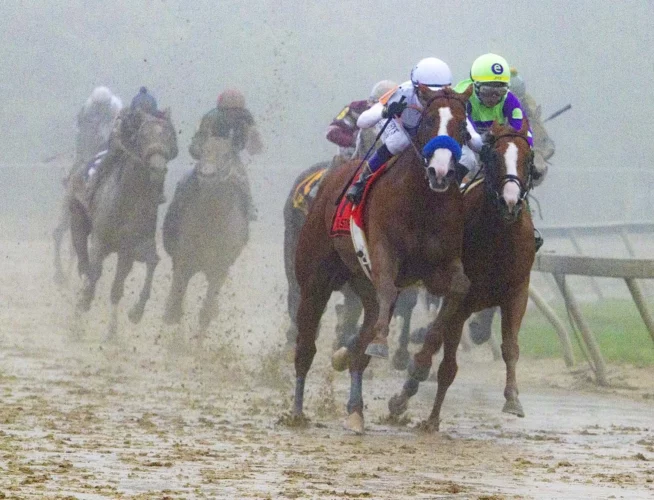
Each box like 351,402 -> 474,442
382,101 -> 407,119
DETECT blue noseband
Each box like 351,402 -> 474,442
422,135 -> 462,162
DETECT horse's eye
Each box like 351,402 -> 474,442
423,117 -> 435,128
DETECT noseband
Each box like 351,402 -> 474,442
417,94 -> 469,165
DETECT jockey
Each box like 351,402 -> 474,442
346,58 -> 480,204
510,67 -> 555,186
130,86 -> 158,115
187,89 -> 263,220
326,80 -> 397,164
75,86 -> 123,166
453,53 -> 533,179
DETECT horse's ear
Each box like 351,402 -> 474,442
519,116 -> 530,136
458,84 -> 473,100
418,83 -> 435,101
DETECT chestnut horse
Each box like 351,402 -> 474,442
388,120 -> 536,430
283,158 -> 433,369
293,85 -> 473,433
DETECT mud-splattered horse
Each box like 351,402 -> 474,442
292,85 -> 474,433
388,120 -> 536,430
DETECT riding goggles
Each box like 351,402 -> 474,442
476,84 -> 508,100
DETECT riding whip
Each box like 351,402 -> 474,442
543,104 -> 572,123
335,96 -> 406,205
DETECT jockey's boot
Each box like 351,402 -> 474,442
534,228 -> 544,253
345,161 -> 372,205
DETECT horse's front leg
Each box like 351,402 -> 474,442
500,285 -> 530,418
364,244 -> 400,359
78,235 -> 104,313
106,251 -> 134,341
163,261 -> 192,326
128,239 -> 159,324
198,267 -> 229,336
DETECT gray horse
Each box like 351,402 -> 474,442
162,136 -> 249,334
68,109 -> 178,338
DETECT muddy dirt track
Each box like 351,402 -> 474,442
0,228 -> 653,499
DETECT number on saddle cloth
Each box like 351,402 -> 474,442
85,150 -> 108,181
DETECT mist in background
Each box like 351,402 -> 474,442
1,0 -> 652,227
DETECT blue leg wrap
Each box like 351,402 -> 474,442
294,377 -> 306,415
346,371 -> 364,414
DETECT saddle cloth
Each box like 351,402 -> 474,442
292,168 -> 328,215
329,160 -> 393,237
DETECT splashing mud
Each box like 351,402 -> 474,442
0,233 -> 652,499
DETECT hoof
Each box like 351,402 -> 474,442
365,341 -> 388,359
416,418 -> 440,433
392,349 -> 410,371
331,347 -> 350,372
388,393 -> 408,417
128,305 -> 144,324
277,412 -> 310,428
502,399 -> 525,418
343,412 -> 364,435
410,326 -> 428,345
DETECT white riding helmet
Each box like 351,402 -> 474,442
90,86 -> 113,105
410,58 -> 452,90
369,80 -> 397,102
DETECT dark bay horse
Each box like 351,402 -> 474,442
162,136 -> 249,334
293,85 -> 473,433
68,109 -> 178,339
388,120 -> 536,430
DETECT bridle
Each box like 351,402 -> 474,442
482,132 -> 534,221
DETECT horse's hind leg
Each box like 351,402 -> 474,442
128,239 -> 159,324
500,286 -> 529,418
284,217 -> 302,347
106,252 -> 134,341
293,269 -> 336,417
333,284 -> 362,351
392,288 -> 418,370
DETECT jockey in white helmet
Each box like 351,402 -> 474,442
347,58 -> 471,204
75,86 -> 123,167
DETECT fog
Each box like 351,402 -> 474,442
1,0 -> 653,224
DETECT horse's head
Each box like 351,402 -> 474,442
416,85 -> 473,192
196,136 -> 237,182
130,109 -> 178,186
482,120 -> 534,222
